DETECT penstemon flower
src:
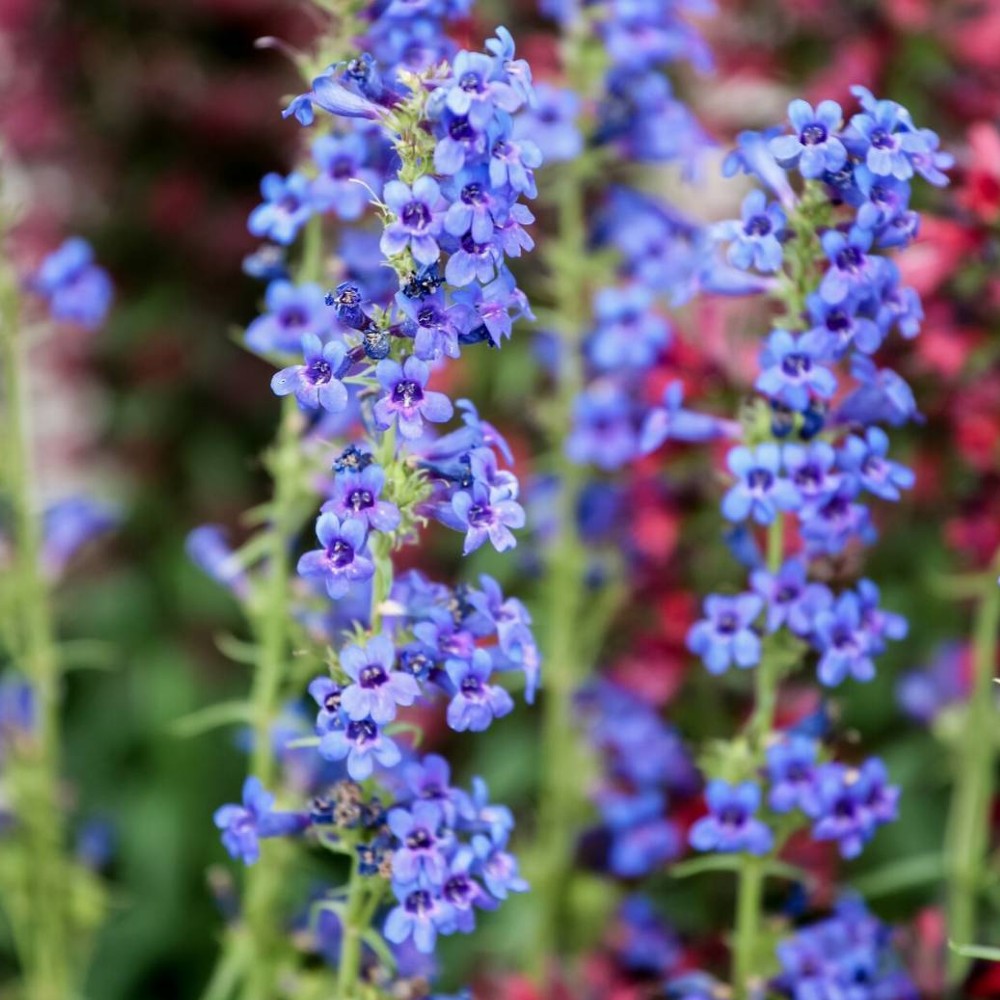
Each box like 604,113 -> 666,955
187,3 -> 542,995
639,87 -> 948,998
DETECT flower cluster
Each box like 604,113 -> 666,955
578,681 -> 696,877
196,8 -> 542,996
29,237 -> 113,330
772,899 -> 917,999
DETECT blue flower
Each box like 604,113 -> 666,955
403,754 -> 470,826
812,591 -> 877,686
713,190 -> 786,273
513,83 -> 582,163
640,381 -> 741,453
836,356 -> 919,427
855,578 -> 908,652
323,464 -> 401,533
800,481 -> 876,556
750,558 -> 832,636
380,177 -> 446,266
756,329 -> 837,411
450,481 -> 525,555
388,801 -> 451,886
566,380 -> 637,470
42,497 -> 118,577
847,96 -> 929,181
339,635 -> 420,725
186,526 -> 248,599
32,237 -> 113,329
270,334 -> 349,412
687,593 -> 763,675
765,737 -> 821,814
309,133 -> 378,220
599,790 -> 681,877
810,760 -> 897,858
587,284 -> 671,372
306,676 -> 343,734
782,441 -> 842,509
213,777 -> 307,865
319,717 -> 402,781
838,427 -> 914,501
721,443 -> 799,525
248,172 -> 314,245
689,781 -> 773,856
819,227 -> 880,305
374,357 -> 454,440
445,649 -> 513,732
245,281 -> 332,354
770,99 -> 847,179
725,129 -> 796,209
384,885 -> 454,954
440,849 -> 496,933
434,112 -> 489,176
297,513 -> 375,600
470,831 -> 528,899
804,294 -> 883,358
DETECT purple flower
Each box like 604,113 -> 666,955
434,112 -> 489,176
689,781 -> 773,856
373,356 -> 454,440
856,579 -> 908,652
836,356 -> 919,427
319,717 -> 402,781
384,885 -> 454,954
32,237 -> 113,329
513,83 -> 582,163
323,464 -> 401,533
270,334 -> 348,412
782,441 -> 842,509
471,832 -> 529,899
445,232 -> 504,287
765,737 -> 821,814
306,676 -> 343,734
388,801 -> 450,886
566,380 -> 637,470
339,635 -> 420,725
756,329 -> 837,411
297,513 -> 375,600
248,172 -> 314,245
640,381 -> 741,453
848,98 -> 929,181
721,443 -> 799,525
770,99 -> 847,179
309,133 -> 379,220
687,593 -> 763,675
451,482 -> 525,555
819,227 -> 880,306
403,754 -> 470,826
245,281 -> 332,354
838,427 -> 914,501
712,190 -> 786,273
380,177 -> 446,266
283,72 -> 386,126
445,649 -> 513,732
490,132 -> 543,197
808,762 -> 896,859
440,849 -> 496,933
600,790 -> 681,877
805,294 -> 883,358
213,777 -> 308,865
750,558 -> 832,636
800,482 -> 876,556
812,591 -> 877,686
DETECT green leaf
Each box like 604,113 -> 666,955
849,852 -> 945,899
670,854 -> 806,883
949,940 -> 1000,962
170,700 -> 253,738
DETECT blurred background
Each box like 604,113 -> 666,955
3,0 -> 1000,996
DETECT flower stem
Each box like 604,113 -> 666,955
532,148 -> 590,979
0,233 -> 73,999
945,560 -> 1000,988
732,515 -> 784,999
335,850 -> 368,1000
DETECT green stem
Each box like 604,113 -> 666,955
335,852 -> 369,1000
732,516 -> 784,1000
532,148 -> 590,978
239,395 -> 302,1000
945,562 -> 1000,988
0,236 -> 72,998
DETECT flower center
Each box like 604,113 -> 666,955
348,488 -> 374,511
747,468 -> 774,492
405,889 -> 433,915
401,200 -> 431,231
835,246 -> 864,273
869,127 -> 895,150
744,214 -> 772,237
716,612 -> 739,635
281,307 -> 308,328
449,116 -> 475,141
781,353 -> 811,377
825,308 -> 851,332
460,674 -> 484,696
359,664 -> 388,689
331,156 -> 355,180
466,503 -> 493,527
461,183 -> 485,205
392,379 -> 424,407
800,123 -> 827,146
406,827 -> 433,850
444,874 -> 473,904
459,71 -> 484,93
305,358 -> 333,384
323,690 -> 341,713
327,538 -> 355,568
346,718 -> 377,744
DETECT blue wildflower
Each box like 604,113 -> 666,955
214,777 -> 308,865
248,172 -> 314,245
765,737 -> 821,815
812,590 -> 877,686
339,635 -> 420,725
374,357 -> 454,440
770,99 -> 847,179
587,284 -> 671,372
721,443 -> 799,525
713,190 -> 786,273
306,676 -> 343,735
380,177 -> 446,266
689,781 -> 773,856
388,801 -> 451,886
750,558 -> 832,636
32,237 -> 113,329
384,885 -> 454,954
245,281 -> 332,354
319,717 -> 402,781
323,464 -> 401,534
640,381 -> 741,454
297,512 -> 375,600
756,329 -> 837,411
309,133 -> 379,220
687,593 -> 764,674
819,227 -> 880,306
838,427 -> 914,501
444,649 -> 513,732
270,334 -> 348,412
